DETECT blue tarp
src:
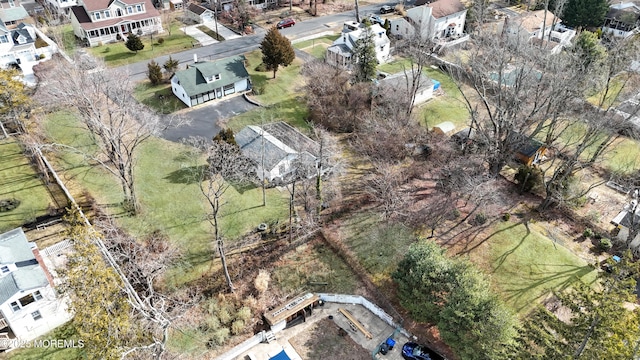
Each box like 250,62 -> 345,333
269,350 -> 291,360
432,80 -> 441,90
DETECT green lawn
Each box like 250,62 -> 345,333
475,221 -> 597,316
88,24 -> 196,67
0,139 -> 54,232
196,25 -> 224,41
133,81 -> 187,114
380,57 -> 470,129
605,137 -> 640,175
294,35 -> 338,59
340,212 -> 417,285
244,50 -> 306,106
5,324 -> 84,360
43,111 -> 289,288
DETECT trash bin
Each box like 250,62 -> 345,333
386,337 -> 396,350
379,343 -> 390,355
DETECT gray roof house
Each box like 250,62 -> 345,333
171,55 -> 250,107
185,3 -> 215,23
0,228 -> 72,349
235,122 -> 320,183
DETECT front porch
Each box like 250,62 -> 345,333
85,18 -> 163,47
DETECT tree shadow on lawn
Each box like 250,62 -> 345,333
164,165 -> 207,184
103,51 -> 137,63
500,264 -> 595,314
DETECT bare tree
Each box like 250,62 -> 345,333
97,216 -> 193,360
363,163 -> 407,220
37,59 -> 176,214
198,140 -> 254,292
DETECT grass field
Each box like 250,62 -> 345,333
43,111 -> 289,288
133,81 -> 188,114
294,35 -> 338,59
0,139 -> 54,232
340,212 -> 418,285
88,24 -> 196,67
379,57 -> 470,129
472,221 -> 597,316
4,324 -> 84,360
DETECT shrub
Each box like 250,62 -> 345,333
598,238 -> 612,251
502,213 -> 511,221
39,54 -> 46,60
208,327 -> 230,347
474,212 -> 487,225
583,228 -> 594,238
514,165 -> 542,193
0,198 -> 20,212
157,37 -> 165,44
230,320 -> 245,335
254,270 -> 270,294
448,209 -> 461,220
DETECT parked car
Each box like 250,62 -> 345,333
277,18 -> 296,29
380,5 -> 394,14
368,14 -> 385,25
402,342 -> 444,360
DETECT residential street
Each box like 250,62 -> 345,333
119,3 -> 391,81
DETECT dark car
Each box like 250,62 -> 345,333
380,5 -> 394,14
402,342 -> 445,360
277,18 -> 296,29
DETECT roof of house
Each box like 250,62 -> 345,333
70,0 -> 160,30
0,6 -> 29,23
172,55 -> 249,97
414,0 -> 465,18
81,0 -> 145,12
0,21 -> 8,33
0,228 -> 50,305
327,43 -> 352,56
517,137 -> 545,157
380,71 -> 434,92
516,10 -> 559,33
235,122 -> 319,171
11,26 -> 33,44
186,2 -> 210,15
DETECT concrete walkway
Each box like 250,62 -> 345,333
202,20 -> 242,40
182,24 -> 219,46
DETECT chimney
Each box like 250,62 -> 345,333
194,54 -> 198,63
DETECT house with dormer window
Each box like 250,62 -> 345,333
390,0 -> 467,44
0,228 -> 72,349
69,0 -> 162,47
0,22 -> 38,70
602,2 -> 640,38
326,21 -> 391,69
171,54 -> 250,107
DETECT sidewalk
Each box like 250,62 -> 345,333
202,20 -> 242,40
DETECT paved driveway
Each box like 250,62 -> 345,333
160,95 -> 258,143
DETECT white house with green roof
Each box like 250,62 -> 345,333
171,54 -> 251,107
0,228 -> 72,348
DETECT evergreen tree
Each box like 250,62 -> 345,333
393,241 -> 518,359
163,56 -> 179,77
573,31 -> 607,68
353,25 -> 378,82
562,0 -> 608,29
260,26 -> 295,79
213,128 -> 238,146
147,60 -> 163,85
125,33 -> 145,53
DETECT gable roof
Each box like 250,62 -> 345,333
235,122 -> 319,171
71,0 -> 159,30
516,10 -> 559,33
414,0 -> 465,18
0,228 -> 50,305
0,6 -> 29,23
380,71 -> 434,92
11,26 -> 32,44
81,0 -> 145,12
186,2 -> 210,15
172,55 -> 249,97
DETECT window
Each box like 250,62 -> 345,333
214,74 -> 221,80
18,293 -> 35,307
0,265 -> 8,273
104,11 -> 110,18
33,291 -> 43,301
10,301 -> 20,312
127,6 -> 133,13
94,12 -> 101,20
116,8 -> 122,16
136,4 -> 142,12
8,0 -> 15,7
31,311 -> 42,321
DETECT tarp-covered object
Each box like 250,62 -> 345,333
269,350 -> 291,360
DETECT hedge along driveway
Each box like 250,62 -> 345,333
43,111 -> 289,288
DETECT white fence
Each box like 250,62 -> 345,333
318,293 -> 411,338
213,331 -> 266,360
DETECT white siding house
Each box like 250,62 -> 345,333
185,3 -> 215,24
390,0 -> 467,42
498,10 -> 575,53
326,21 -> 391,69
378,71 -> 438,106
602,2 -> 640,38
171,54 -> 250,107
235,122 -> 320,183
43,0 -> 78,16
0,229 -> 72,349
70,0 -> 163,47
